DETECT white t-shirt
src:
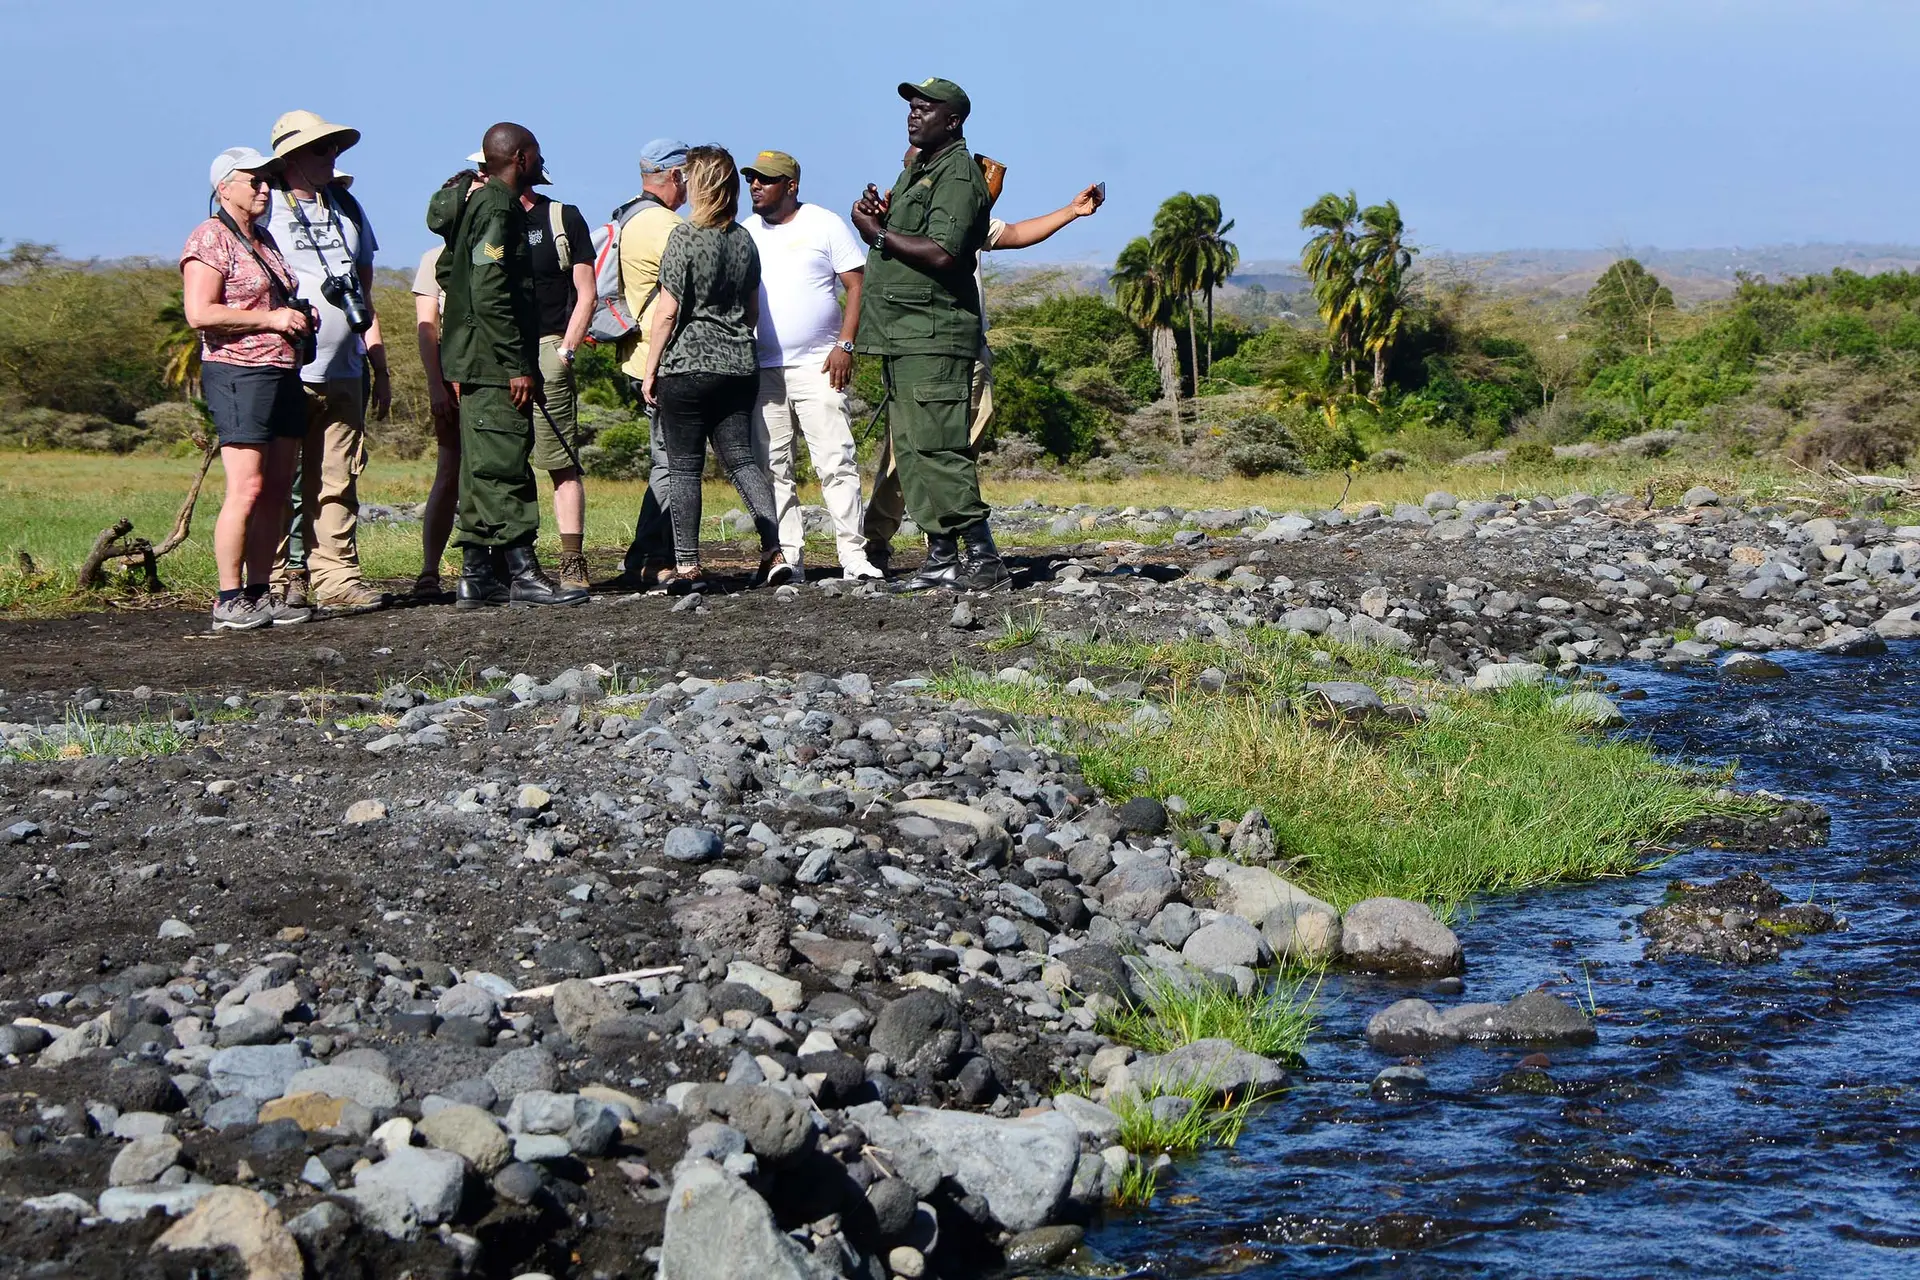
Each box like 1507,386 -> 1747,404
743,203 -> 867,369
265,184 -> 378,384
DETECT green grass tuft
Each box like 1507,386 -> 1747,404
1100,966 -> 1319,1064
934,626 -> 1752,907
1110,1156 -> 1160,1208
2,709 -> 189,762
984,605 -> 1048,654
1111,1072 -> 1271,1156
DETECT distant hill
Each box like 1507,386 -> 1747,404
1002,243 -> 1920,309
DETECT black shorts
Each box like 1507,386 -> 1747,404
202,361 -> 306,446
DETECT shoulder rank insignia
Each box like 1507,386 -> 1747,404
482,242 -> 505,262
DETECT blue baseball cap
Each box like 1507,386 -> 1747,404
638,138 -> 691,173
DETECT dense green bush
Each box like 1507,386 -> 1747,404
582,421 -> 650,479
1223,412 -> 1304,477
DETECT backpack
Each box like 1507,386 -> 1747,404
548,201 -> 571,271
584,193 -> 665,345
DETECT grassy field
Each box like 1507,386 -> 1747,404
0,446 -> 1875,615
936,629 -> 1745,908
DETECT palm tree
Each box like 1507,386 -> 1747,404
156,289 -> 200,400
1150,195 -> 1203,392
1354,201 -> 1416,401
1299,191 -> 1362,390
1193,195 -> 1239,377
1111,235 -> 1183,439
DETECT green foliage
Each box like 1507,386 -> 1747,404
1285,403 -> 1368,470
1509,439 -> 1555,465
0,250 -> 176,421
1223,411 -> 1305,477
1099,966 -> 1318,1062
583,421 -> 651,479
2,709 -> 189,762
1582,257 -> 1675,361
1111,1076 -> 1266,1157
932,628 -> 1745,908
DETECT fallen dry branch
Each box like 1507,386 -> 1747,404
72,438 -> 219,595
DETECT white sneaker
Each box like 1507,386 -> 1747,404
840,554 -> 885,581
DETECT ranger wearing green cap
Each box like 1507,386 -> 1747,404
850,77 -> 1008,591
426,121 -> 584,608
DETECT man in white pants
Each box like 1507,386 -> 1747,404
741,149 -> 881,580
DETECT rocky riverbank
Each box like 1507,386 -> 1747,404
0,481 -> 1898,1278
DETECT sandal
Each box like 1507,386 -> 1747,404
412,572 -> 443,599
663,566 -> 708,596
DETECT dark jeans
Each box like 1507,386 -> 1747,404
623,392 -> 675,576
654,371 -> 778,566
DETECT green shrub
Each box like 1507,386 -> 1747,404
1508,439 -> 1555,466
1223,412 -> 1304,477
583,421 -> 650,479
1289,408 -> 1367,470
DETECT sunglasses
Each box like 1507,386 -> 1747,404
745,173 -> 791,186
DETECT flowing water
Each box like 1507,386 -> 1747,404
1069,641 -> 1920,1278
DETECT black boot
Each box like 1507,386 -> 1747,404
957,521 -> 1012,591
893,533 -> 962,592
455,545 -> 508,609
503,544 -> 588,606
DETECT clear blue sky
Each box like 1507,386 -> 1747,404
6,0 -> 1915,268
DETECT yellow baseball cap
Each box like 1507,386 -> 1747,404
741,150 -> 800,182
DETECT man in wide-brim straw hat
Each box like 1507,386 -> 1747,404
261,108 -> 393,615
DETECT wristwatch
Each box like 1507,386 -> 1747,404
873,229 -> 887,256
835,340 -> 856,355
559,346 -> 575,365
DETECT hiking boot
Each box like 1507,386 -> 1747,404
957,521 -> 1012,592
663,566 -> 709,596
504,544 -> 588,606
210,595 -> 269,632
892,534 -> 962,592
268,593 -> 314,626
282,568 -> 311,610
556,551 -> 591,594
317,580 -> 389,613
455,546 -> 509,609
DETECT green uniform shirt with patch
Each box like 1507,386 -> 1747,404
433,178 -> 538,386
855,140 -> 990,358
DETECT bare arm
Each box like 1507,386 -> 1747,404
182,259 -> 306,337
563,261 -> 595,351
640,289 -> 680,404
991,184 -> 1105,251
823,267 -> 863,390
414,291 -> 452,424
849,185 -> 960,273
359,261 -> 391,419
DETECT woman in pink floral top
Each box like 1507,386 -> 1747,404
182,147 -> 315,631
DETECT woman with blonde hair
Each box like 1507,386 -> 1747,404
640,145 -> 786,591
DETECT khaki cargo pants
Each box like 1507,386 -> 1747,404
275,377 -> 369,598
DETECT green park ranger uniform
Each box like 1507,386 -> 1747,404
855,111 -> 993,538
427,177 -> 539,549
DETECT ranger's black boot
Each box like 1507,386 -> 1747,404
957,521 -> 1012,591
454,545 -> 509,609
893,533 -> 962,592
504,544 -> 588,606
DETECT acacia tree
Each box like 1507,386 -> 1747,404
1355,200 -> 1416,401
1299,191 -> 1363,389
1584,258 -> 1674,359
1111,235 -> 1183,438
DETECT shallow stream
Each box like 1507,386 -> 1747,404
1071,641 -> 1920,1278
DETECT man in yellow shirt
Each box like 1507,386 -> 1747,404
615,138 -> 690,584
